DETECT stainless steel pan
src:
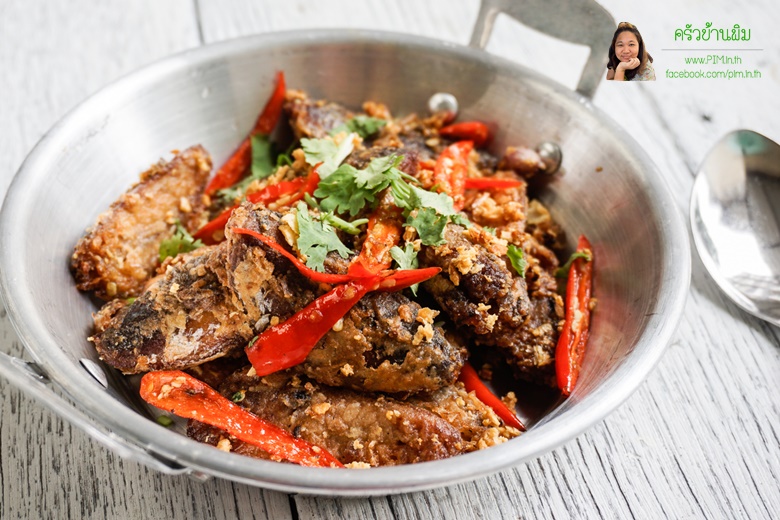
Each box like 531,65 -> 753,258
0,0 -> 690,495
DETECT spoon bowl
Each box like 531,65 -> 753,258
690,129 -> 780,327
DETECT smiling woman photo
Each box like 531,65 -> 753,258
606,22 -> 656,81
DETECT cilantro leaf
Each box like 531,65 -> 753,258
314,164 -> 378,216
301,134 -> 355,178
390,243 -> 421,295
159,221 -> 204,262
406,208 -> 449,246
314,155 -> 401,216
251,134 -> 274,180
354,155 -> 398,190
295,202 -> 352,272
330,115 -> 387,138
507,244 -> 527,278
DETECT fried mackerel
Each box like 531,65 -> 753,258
420,178 -> 564,384
91,244 -> 253,373
71,146 -> 211,300
226,204 -> 466,394
91,202 -> 465,393
187,367 -> 519,467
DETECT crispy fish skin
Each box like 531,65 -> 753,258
187,368 -> 465,466
71,146 -> 211,300
420,224 -> 530,336
284,90 -> 353,139
91,245 -> 253,374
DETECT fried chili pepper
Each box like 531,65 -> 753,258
193,206 -> 234,245
246,277 -> 379,376
555,235 -> 594,396
139,370 -> 343,468
231,227 -> 354,284
245,267 -> 440,376
348,204 -> 403,275
458,362 -> 525,431
463,178 -> 523,190
439,121 -> 490,148
204,71 -> 287,195
194,169 -> 320,245
433,140 -> 473,211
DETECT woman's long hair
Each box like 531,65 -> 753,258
607,22 -> 653,81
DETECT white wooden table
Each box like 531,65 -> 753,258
2,1 -> 779,518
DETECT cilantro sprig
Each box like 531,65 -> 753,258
159,221 -> 204,262
295,202 -> 352,272
330,115 -> 387,138
390,243 -> 420,295
301,134 -> 356,178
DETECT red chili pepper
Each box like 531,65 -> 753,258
280,170 -> 320,206
375,267 -> 441,292
433,140 -> 473,211
193,206 -> 234,245
231,227 -> 354,284
204,72 -> 287,195
458,362 -> 525,431
246,276 -> 379,376
195,168 -> 320,245
555,235 -> 594,396
464,178 -> 523,190
439,121 -> 490,148
139,370 -> 343,468
247,177 -> 306,206
348,204 -> 403,275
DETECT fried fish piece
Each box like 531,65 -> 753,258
90,245 -> 252,373
71,146 -> 211,300
226,203 -> 466,394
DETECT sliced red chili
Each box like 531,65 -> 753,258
555,235 -> 594,396
458,362 -> 525,431
247,178 -> 306,206
231,227 -> 354,284
205,71 -> 287,195
348,204 -> 403,276
195,168 -> 321,245
246,276 -> 379,376
439,121 -> 490,148
464,178 -> 523,190
139,370 -> 343,468
433,140 -> 473,211
193,206 -> 234,245
252,70 -> 287,136
375,267 -> 441,292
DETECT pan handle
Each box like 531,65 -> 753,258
0,351 -> 196,477
469,0 -> 615,98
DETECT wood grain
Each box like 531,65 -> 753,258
1,0 -> 779,519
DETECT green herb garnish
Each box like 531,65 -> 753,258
555,250 -> 593,278
156,415 -> 174,427
231,390 -> 246,403
251,134 -> 275,180
295,202 -> 352,272
507,244 -> 527,278
390,242 -> 421,295
330,115 -> 387,138
301,134 -> 355,178
159,221 -> 203,262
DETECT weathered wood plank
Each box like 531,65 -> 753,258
1,0 -> 779,519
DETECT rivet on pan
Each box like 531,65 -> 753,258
428,92 -> 458,119
536,141 -> 563,175
80,358 -> 108,388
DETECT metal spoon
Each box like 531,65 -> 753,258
690,129 -> 780,327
